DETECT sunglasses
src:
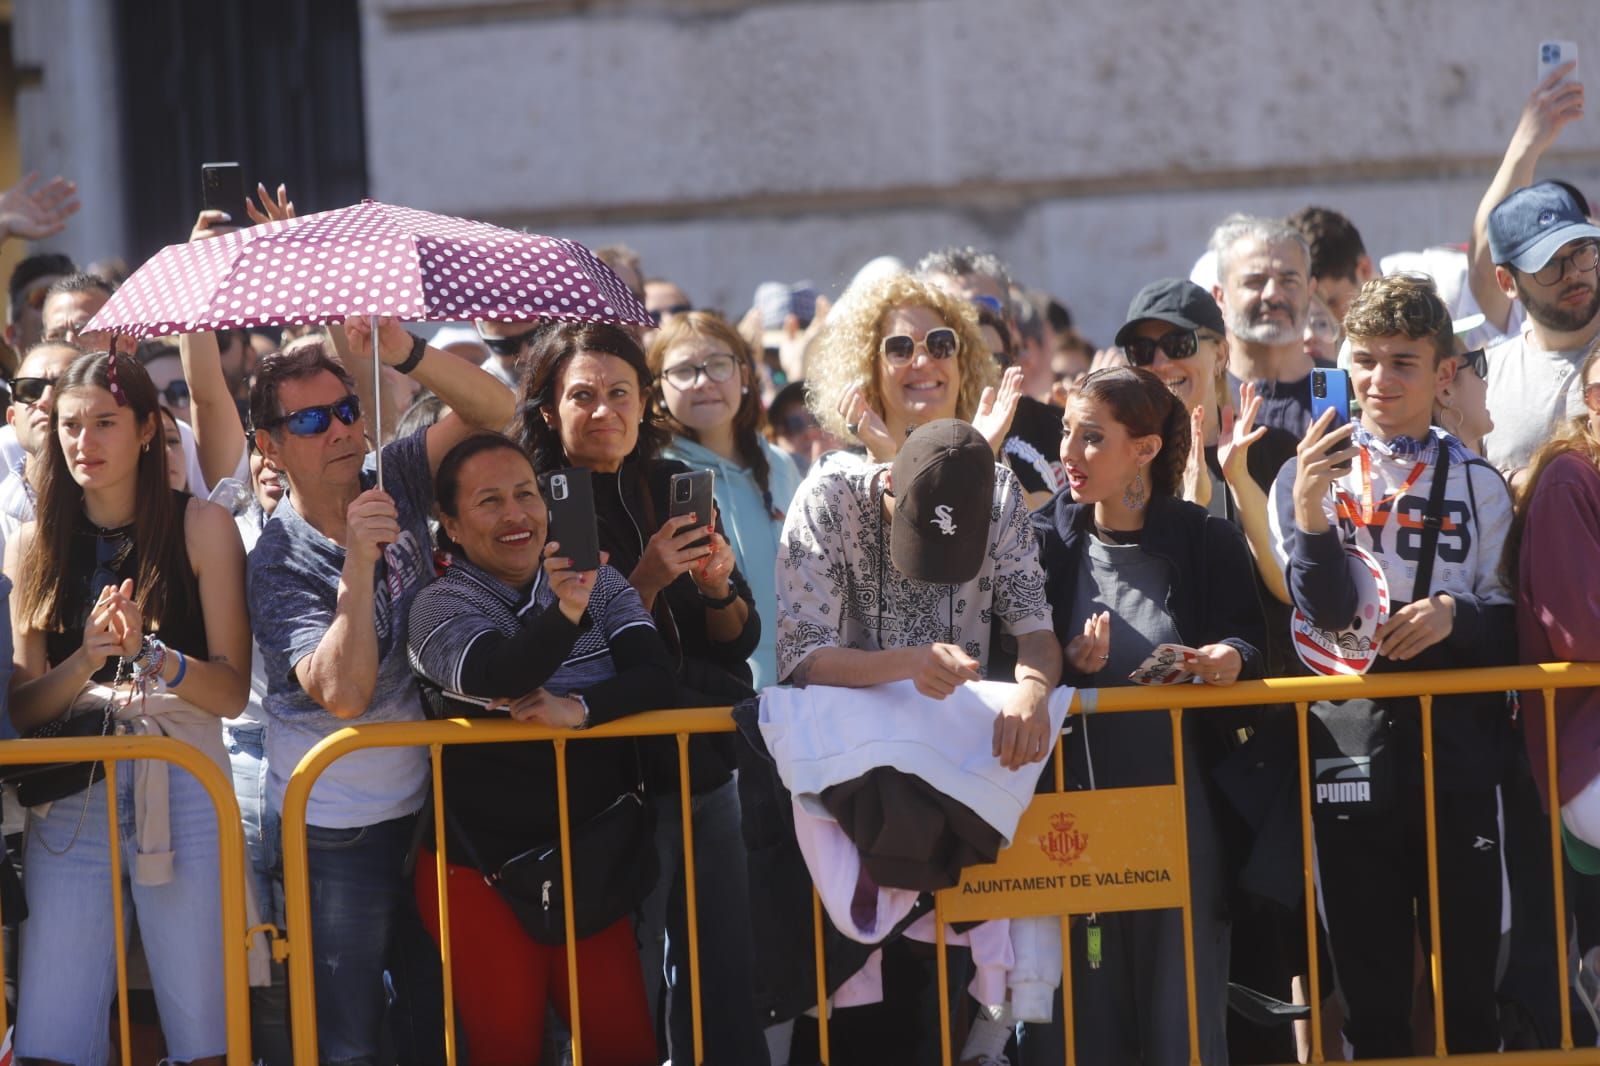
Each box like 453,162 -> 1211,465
1458,347 -> 1488,381
9,374 -> 58,405
160,380 -> 191,406
1122,330 -> 1198,367
662,353 -> 738,389
881,327 -> 959,366
478,327 -> 540,357
259,394 -> 362,437
970,294 -> 1006,316
776,411 -> 818,436
648,304 -> 693,326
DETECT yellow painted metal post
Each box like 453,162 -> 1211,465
1054,736 -> 1075,1066
430,745 -> 459,1065
1419,694 -> 1447,1056
1295,701 -> 1324,1062
1169,707 -> 1201,1065
555,738 -> 584,1064
103,759 -> 133,1065
812,888 -> 831,1064
678,733 -> 706,1065
1546,686 -> 1575,1050
935,899 -> 953,1066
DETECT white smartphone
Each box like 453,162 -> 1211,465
1539,40 -> 1580,87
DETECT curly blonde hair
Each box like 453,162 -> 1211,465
806,273 -> 998,440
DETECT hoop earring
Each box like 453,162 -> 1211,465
1439,401 -> 1464,437
1122,467 -> 1148,511
141,440 -> 151,454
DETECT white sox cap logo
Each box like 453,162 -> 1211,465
932,504 -> 957,535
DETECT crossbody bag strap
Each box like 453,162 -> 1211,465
1410,440 -> 1452,600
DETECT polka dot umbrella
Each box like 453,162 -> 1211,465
82,198 -> 652,485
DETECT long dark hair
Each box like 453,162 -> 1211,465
514,321 -> 670,477
646,312 -> 779,515
1075,366 -> 1191,498
18,351 -> 195,633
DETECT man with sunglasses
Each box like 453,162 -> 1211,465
473,318 -> 548,388
0,339 -> 79,560
1481,182 -> 1600,476
246,317 -> 513,1061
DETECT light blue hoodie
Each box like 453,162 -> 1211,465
661,435 -> 802,690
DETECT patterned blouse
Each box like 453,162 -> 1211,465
775,461 -> 1051,682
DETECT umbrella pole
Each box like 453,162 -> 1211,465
372,313 -> 384,491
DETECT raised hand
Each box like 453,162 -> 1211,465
1181,404 -> 1210,508
1291,408 -> 1358,532
0,172 -> 80,242
1064,610 -> 1111,674
973,365 -> 1024,456
1218,380 -> 1268,485
342,314 -> 414,365
1513,61 -> 1585,159
244,182 -> 296,225
630,513 -> 714,603
838,381 -> 895,461
345,489 -> 401,566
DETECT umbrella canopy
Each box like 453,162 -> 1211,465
85,198 -> 650,338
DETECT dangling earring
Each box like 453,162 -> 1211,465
1439,396 -> 1464,437
1122,467 -> 1148,511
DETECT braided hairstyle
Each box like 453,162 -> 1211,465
1074,366 -> 1190,498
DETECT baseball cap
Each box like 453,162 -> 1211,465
889,420 -> 995,585
754,281 -> 818,332
1487,181 -> 1600,273
1114,279 -> 1226,348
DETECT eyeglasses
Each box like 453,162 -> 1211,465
159,380 -> 191,406
259,394 -> 362,437
477,326 -> 540,357
1530,240 -> 1600,286
662,353 -> 738,389
10,374 -> 58,405
1121,330 -> 1199,367
881,328 -> 959,366
1458,347 -> 1488,380
648,304 -> 693,326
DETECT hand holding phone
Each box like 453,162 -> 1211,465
200,162 -> 247,225
1539,40 -> 1580,88
1310,368 -> 1353,472
544,467 -> 600,571
668,469 -> 715,550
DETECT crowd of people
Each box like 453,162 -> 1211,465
0,61 -> 1595,1066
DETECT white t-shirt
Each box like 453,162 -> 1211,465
1481,318 -> 1592,475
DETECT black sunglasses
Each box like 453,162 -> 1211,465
9,374 -> 58,405
1458,347 -> 1488,380
479,327 -> 540,357
648,304 -> 693,326
160,380 -> 191,406
1122,330 -> 1199,367
259,394 -> 362,437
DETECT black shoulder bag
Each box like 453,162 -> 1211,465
1308,442 -> 1451,822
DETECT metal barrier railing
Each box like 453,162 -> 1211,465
275,663 -> 1600,1065
0,734 -> 255,1064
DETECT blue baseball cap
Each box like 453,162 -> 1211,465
1487,181 -> 1600,273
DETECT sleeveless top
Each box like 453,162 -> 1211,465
46,490 -> 210,680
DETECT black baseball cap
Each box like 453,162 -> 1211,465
1114,279 -> 1226,348
889,419 -> 995,585
1488,181 -> 1600,273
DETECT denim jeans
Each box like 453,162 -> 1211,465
289,812 -> 417,1065
228,722 -> 292,1065
639,778 -> 767,1065
17,767 -> 226,1063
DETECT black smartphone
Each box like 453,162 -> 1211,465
200,162 -> 247,223
668,469 -> 715,551
544,467 -> 600,571
1310,368 -> 1352,471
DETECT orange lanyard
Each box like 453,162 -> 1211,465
1334,446 -> 1429,530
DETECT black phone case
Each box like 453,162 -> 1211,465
201,163 -> 246,222
669,470 -> 715,550
545,467 -> 600,571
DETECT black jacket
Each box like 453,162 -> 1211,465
1030,492 -> 1268,689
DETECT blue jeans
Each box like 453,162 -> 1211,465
290,812 -> 416,1065
17,767 -> 226,1063
228,723 -> 291,1065
640,778 -> 767,1065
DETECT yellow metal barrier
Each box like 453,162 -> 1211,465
276,664 -> 1600,1065
0,733 -> 254,1064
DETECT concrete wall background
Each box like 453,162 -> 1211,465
360,0 -> 1600,343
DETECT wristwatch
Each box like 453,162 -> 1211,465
700,584 -> 740,609
570,691 -> 592,729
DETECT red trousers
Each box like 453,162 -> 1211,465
415,850 -> 658,1066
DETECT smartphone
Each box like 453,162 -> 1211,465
200,162 -> 247,223
1539,40 -> 1580,87
1310,368 -> 1352,472
668,469 -> 715,551
544,467 -> 600,571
